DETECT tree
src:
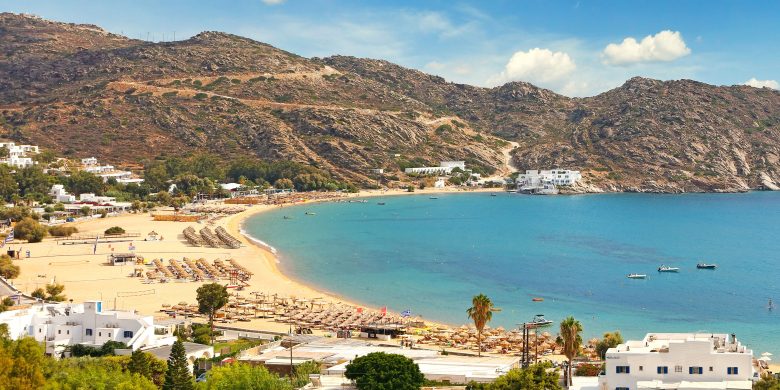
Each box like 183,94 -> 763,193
163,339 -> 194,390
0,337 -> 48,390
595,331 -> 623,360
128,350 -> 153,380
31,283 -> 66,302
754,374 -> 780,390
0,254 -> 20,279
0,164 -> 19,202
293,361 -> 321,388
0,296 -> 16,312
80,205 -> 91,216
557,316 -> 583,387
468,362 -> 561,390
14,217 -> 47,243
46,357 -> 157,390
195,283 -> 229,344
65,170 -> 105,195
466,294 -> 499,357
14,165 -> 52,201
344,352 -> 424,390
274,178 -> 294,190
196,363 -> 292,390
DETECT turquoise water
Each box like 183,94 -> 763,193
244,192 -> 780,353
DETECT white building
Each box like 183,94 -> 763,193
49,184 -> 76,203
598,333 -> 758,390
0,141 -> 40,168
516,169 -> 582,188
81,157 -> 144,184
405,160 -> 466,175
0,300 -> 177,357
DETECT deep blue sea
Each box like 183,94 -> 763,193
244,192 -> 780,354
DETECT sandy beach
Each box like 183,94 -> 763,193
9,187 -> 496,335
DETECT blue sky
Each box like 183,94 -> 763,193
3,0 -> 778,96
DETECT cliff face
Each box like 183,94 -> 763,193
2,13 -> 780,191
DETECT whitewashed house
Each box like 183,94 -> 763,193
516,169 -> 581,188
405,161 -> 466,175
0,300 -> 177,357
81,157 -> 144,184
49,184 -> 76,203
598,333 -> 758,390
0,141 -> 40,168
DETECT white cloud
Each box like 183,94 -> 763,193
743,78 -> 779,89
424,61 -> 446,71
261,0 -> 286,5
603,30 -> 691,66
490,48 -> 576,86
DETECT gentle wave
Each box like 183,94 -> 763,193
239,227 -> 279,261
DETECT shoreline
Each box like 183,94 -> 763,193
224,187 -> 500,326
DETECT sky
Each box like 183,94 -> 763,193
3,0 -> 779,97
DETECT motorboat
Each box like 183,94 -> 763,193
696,263 -> 717,269
429,197 -> 439,200
377,202 -> 386,205
627,273 -> 647,279
531,297 -> 544,302
305,212 -> 316,216
283,216 -> 293,220
490,193 -> 497,197
527,314 -> 553,328
658,265 -> 680,273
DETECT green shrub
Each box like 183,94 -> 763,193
48,225 -> 79,237
14,217 -> 47,243
194,93 -> 208,100
104,226 -> 126,235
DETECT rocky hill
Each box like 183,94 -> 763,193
2,13 -> 780,191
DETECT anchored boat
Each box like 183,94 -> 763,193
627,273 -> 647,279
658,265 -> 680,273
696,263 -> 717,269
527,314 -> 553,328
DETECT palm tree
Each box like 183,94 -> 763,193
466,294 -> 500,357
557,316 -> 583,387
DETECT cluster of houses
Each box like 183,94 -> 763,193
80,157 -> 144,184
46,184 -> 132,220
515,169 -> 582,194
0,299 -> 213,362
0,141 -> 39,168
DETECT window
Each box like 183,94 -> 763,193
675,365 -> 683,373
728,367 -> 739,375
124,331 -> 133,338
58,330 -> 61,335
98,332 -> 102,337
639,366 -> 644,371
657,366 -> 669,374
67,330 -> 70,335
616,366 -> 630,374
616,388 -> 630,390
86,329 -> 93,336
709,366 -> 713,372
689,366 -> 703,375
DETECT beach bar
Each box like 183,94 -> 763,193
107,253 -> 137,266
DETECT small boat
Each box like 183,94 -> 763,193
490,193 -> 497,197
531,297 -> 544,302
627,273 -> 647,279
305,212 -> 316,216
527,314 -> 553,328
696,263 -> 717,269
429,197 -> 439,200
377,202 -> 386,205
769,298 -> 775,311
658,265 -> 680,273
283,216 -> 292,220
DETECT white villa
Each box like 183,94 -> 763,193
49,184 -> 76,203
0,300 -> 177,357
405,160 -> 466,175
0,141 -> 40,168
81,157 -> 144,184
516,169 -> 582,188
597,333 -> 758,390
